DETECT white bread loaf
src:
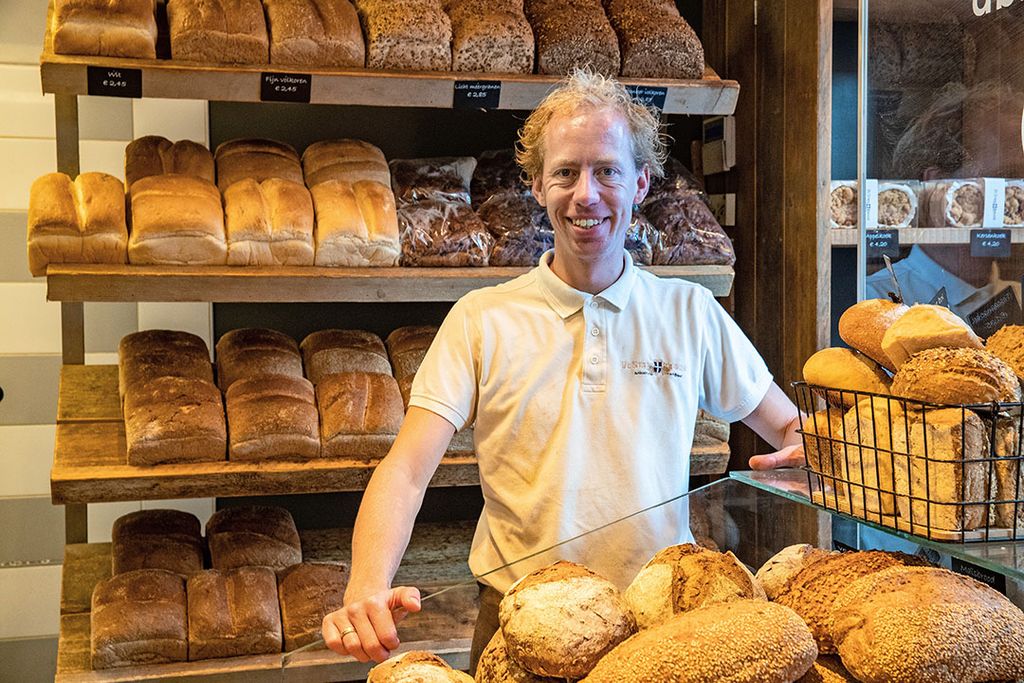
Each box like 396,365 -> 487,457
301,139 -> 391,189
205,505 -> 302,570
317,372 -> 404,458
582,599 -> 817,683
167,0 -> 269,64
186,566 -> 282,660
831,566 -> 1024,683
300,329 -> 391,384
838,298 -> 909,371
265,0 -> 365,66
223,177 -> 315,266
623,543 -> 765,630
802,347 -> 891,407
755,544 -> 835,601
881,303 -> 982,369
890,346 -> 1021,405
215,327 -> 303,392
128,174 -> 227,265
123,376 -> 227,465
215,138 -> 304,192
312,179 -> 400,266
499,561 -> 636,679
27,172 -> 128,276
52,0 -> 157,59
985,324 -> 1024,380
355,0 -> 453,71
367,650 -> 473,682
124,136 -> 215,191
226,375 -> 320,461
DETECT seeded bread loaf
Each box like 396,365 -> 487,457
754,544 -> 835,601
167,0 -> 269,64
124,136 -> 215,191
985,324 -> 1024,380
264,0 -> 365,67
124,376 -> 227,465
128,174 -> 227,265
187,566 -> 282,660
52,0 -> 158,59
355,0 -> 453,71
215,138 -> 304,192
317,372 -> 405,458
205,505 -> 302,570
524,0 -> 619,76
300,329 -> 391,384
604,0 -> 705,79
445,0 -> 534,74
223,177 -> 315,266
111,509 -> 204,577
890,347 -> 1021,405
226,375 -> 321,460
215,327 -> 304,392
278,562 -> 350,650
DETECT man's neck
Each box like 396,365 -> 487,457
548,253 -> 625,294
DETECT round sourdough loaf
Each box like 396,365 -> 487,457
890,347 -> 1021,405
985,324 -> 1024,380
623,543 -> 765,630
580,599 -> 816,683
880,303 -> 982,369
498,561 -> 635,679
795,656 -> 858,682
830,566 -> 1024,683
475,630 -> 559,683
772,550 -> 930,654
755,544 -> 834,601
838,298 -> 909,371
802,347 -> 891,407
367,651 -> 473,682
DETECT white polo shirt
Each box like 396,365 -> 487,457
409,251 -> 772,591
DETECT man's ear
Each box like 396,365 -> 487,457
531,174 -> 546,207
633,165 -> 651,205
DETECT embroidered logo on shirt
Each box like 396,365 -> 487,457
621,359 -> 684,378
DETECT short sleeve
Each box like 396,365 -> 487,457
408,295 -> 480,431
698,291 -> 773,422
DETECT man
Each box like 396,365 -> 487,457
322,69 -> 804,669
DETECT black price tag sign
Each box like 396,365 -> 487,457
625,85 -> 668,111
260,72 -> 312,103
951,557 -> 1006,595
928,287 -> 949,307
453,80 -> 501,109
87,66 -> 142,98
866,229 -> 900,260
967,286 -> 1023,339
970,228 -> 1011,258
832,539 -> 857,552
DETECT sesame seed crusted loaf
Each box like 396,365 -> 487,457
890,346 -> 1021,406
772,550 -> 931,654
499,561 -> 636,679
830,566 -> 1024,683
755,544 -> 835,601
623,543 -> 766,630
986,324 -> 1024,381
524,0 -> 619,76
368,650 -> 474,681
603,0 -> 704,79
581,599 -> 817,683
795,656 -> 858,683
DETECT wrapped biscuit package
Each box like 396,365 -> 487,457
876,180 -> 919,228
925,178 -> 984,227
830,180 -> 857,229
1004,179 -> 1024,227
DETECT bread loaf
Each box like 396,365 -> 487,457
278,562 -> 350,650
223,177 -> 315,266
772,550 -> 930,654
838,298 -> 909,372
367,650 -> 473,682
990,416 -> 1024,530
524,0 -> 619,76
27,172 -> 128,276
985,324 -> 1024,380
385,325 -> 437,386
118,329 -> 214,402
91,569 -> 188,669
265,0 -> 364,67
215,327 -> 304,392
841,397 -> 904,516
128,174 -> 227,265
604,0 -> 705,79
754,544 -> 834,601
476,630 -> 558,683
644,194 -> 736,266
312,179 -> 401,266
623,544 -> 765,630
582,599 -> 817,683
302,139 -> 390,189
692,409 -> 729,446
206,505 -> 302,570
125,136 -> 215,191
187,566 -> 282,660
831,566 -> 1024,683
124,376 -> 227,465
52,0 -> 157,58
355,0 -> 453,71
398,198 -> 493,266
215,139 -> 304,192
881,303 -> 982,369
111,509 -> 204,577
801,408 -> 847,487
445,1 -> 534,73
890,346 -> 1021,405
317,372 -> 404,458
300,329 -> 391,384
499,561 -> 636,678
796,656 -> 858,683
226,375 -> 320,460
167,0 -> 269,64
802,347 -> 891,407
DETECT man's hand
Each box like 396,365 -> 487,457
322,586 -> 422,663
748,443 -> 805,470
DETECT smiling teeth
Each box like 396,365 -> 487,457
571,218 -> 600,227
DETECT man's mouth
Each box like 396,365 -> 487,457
569,218 -> 603,228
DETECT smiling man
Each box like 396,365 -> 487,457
322,69 -> 804,673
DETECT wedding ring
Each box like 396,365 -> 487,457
340,627 -> 357,639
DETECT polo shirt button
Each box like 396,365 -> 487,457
590,355 -> 599,364
590,327 -> 600,336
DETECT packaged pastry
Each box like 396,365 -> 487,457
644,156 -> 708,206
399,198 -> 493,266
645,195 -> 735,266
389,156 -> 476,205
478,190 -> 552,266
625,214 -> 658,266
471,149 -> 528,208
1004,180 -> 1024,227
830,181 -> 857,229
876,181 -> 919,228
926,179 -> 984,228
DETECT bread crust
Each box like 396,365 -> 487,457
167,0 -> 269,64
206,505 -> 302,570
125,136 -> 215,190
317,372 -> 404,457
802,347 -> 892,407
985,324 -> 1024,380
111,509 -> 204,577
128,174 -> 227,265
838,298 -> 909,372
186,566 -> 282,660
91,569 -> 187,669
265,0 -> 365,67
278,562 -> 350,650
890,347 -> 1021,405
227,374 -> 321,460
53,0 -> 158,59
880,304 -> 982,369
123,376 -> 226,465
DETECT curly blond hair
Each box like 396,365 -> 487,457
516,68 -> 669,182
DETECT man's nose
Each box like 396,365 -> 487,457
573,171 -> 599,205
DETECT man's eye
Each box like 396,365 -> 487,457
555,168 -> 573,177
599,167 -> 618,177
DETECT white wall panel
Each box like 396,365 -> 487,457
79,140 -> 129,181
0,65 -> 55,138
0,425 -> 56,497
0,284 -> 61,354
137,303 -> 214,352
88,502 -> 143,543
132,99 -> 209,143
84,352 -> 118,365
0,565 -> 61,639
0,0 -> 48,64
85,302 -> 138,353
0,139 -> 56,210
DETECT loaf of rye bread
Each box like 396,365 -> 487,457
118,329 -> 213,403
317,371 -> 405,458
123,376 -> 226,466
187,566 -> 282,660
444,0 -> 534,74
604,0 -> 705,78
300,329 -> 391,384
111,509 -> 204,576
226,375 -> 321,460
278,562 -> 350,650
524,0 -> 619,76
205,505 -> 302,570
215,327 -> 304,392
354,0 -> 452,71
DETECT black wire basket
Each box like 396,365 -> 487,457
792,381 -> 1024,542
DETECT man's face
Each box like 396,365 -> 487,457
532,107 -> 650,284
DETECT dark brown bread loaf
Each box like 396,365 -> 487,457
226,375 -> 321,460
111,509 -> 204,577
187,566 -> 282,660
355,0 -> 453,71
215,327 -> 304,392
525,0 -> 619,76
445,0 -> 534,73
317,372 -> 405,458
118,329 -> 213,402
278,562 -> 350,650
644,194 -> 735,266
91,569 -> 188,669
604,0 -> 705,78
300,329 -> 391,384
123,376 -> 226,466
206,505 -> 302,570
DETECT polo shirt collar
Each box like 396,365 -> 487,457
536,250 -> 637,318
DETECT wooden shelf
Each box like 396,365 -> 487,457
57,522 -> 477,682
52,365 -> 730,504
45,264 -> 736,302
830,227 -> 1024,247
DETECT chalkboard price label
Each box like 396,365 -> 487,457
87,66 -> 142,98
928,287 -> 949,307
260,72 -> 312,103
866,229 -> 900,260
453,80 -> 501,109
951,557 -> 1006,595
625,85 -> 668,111
967,286 -> 1022,339
970,228 -> 1011,258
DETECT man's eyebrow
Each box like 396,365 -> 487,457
547,158 -> 622,169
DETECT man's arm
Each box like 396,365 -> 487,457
321,406 -> 455,663
741,382 -> 806,469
